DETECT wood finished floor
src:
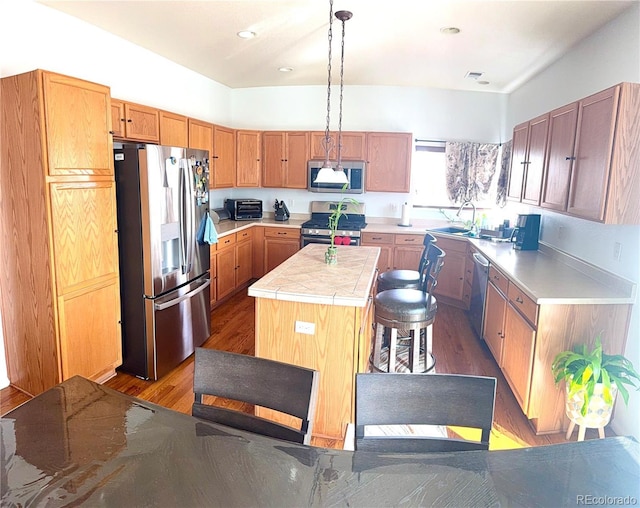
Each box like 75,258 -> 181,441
1,288 -> 612,448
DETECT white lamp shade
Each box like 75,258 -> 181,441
313,166 -> 349,184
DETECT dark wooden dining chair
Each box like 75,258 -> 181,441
192,348 -> 319,445
355,372 -> 497,452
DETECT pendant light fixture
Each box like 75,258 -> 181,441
313,0 -> 352,185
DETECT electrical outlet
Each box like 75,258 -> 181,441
613,242 -> 622,261
288,199 -> 294,208
295,321 -> 315,335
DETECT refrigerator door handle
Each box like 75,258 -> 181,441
154,278 -> 211,311
179,158 -> 195,274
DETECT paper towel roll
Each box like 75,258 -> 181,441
399,203 -> 412,226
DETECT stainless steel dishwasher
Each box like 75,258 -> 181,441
469,251 -> 489,339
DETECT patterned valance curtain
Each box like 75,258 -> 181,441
495,139 -> 512,207
445,142 -> 500,203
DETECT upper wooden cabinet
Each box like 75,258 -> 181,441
540,102 -> 579,212
506,115 -> 550,205
521,114 -> 549,205
262,131 -> 309,189
507,122 -> 527,200
42,72 -> 113,176
159,110 -> 188,147
112,99 -> 160,143
365,132 -> 412,193
309,131 -> 367,160
188,119 -> 214,187
212,125 -> 236,188
236,130 -> 262,187
567,84 -> 639,223
1,70 -> 122,396
510,82 -> 640,224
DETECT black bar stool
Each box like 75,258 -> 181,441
376,233 -> 437,292
371,245 -> 445,373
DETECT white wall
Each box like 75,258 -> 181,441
503,3 -> 640,440
0,0 -> 233,124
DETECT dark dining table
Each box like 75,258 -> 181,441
1,376 -> 638,507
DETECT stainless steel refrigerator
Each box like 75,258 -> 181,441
114,143 -> 211,380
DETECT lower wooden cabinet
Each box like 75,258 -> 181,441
58,277 -> 122,383
263,227 -> 300,273
432,235 -> 469,307
215,230 -> 253,301
483,280 -> 506,365
502,303 -> 536,413
361,232 -> 393,273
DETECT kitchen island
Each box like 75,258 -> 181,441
248,244 -> 380,440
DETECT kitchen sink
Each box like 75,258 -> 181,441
428,226 -> 474,237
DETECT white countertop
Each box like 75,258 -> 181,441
247,244 -> 380,307
213,218 -> 635,306
469,239 -> 635,305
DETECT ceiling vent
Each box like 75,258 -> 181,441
465,71 -> 484,80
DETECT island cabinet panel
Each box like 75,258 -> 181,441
250,245 -> 379,441
0,70 -> 122,396
255,299 -> 361,439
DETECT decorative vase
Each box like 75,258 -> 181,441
325,246 -> 338,265
565,383 -> 616,429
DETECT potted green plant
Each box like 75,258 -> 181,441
325,186 -> 360,265
551,337 -> 640,433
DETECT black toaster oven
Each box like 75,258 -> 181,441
225,199 -> 263,220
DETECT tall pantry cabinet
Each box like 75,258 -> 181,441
0,70 -> 122,396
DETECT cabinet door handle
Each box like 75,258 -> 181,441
565,156 -> 576,161
127,119 -> 132,123
516,296 -> 524,304
109,130 -> 114,135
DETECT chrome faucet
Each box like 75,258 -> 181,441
456,200 -> 476,229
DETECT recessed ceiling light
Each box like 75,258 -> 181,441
278,67 -> 293,73
477,80 -> 490,85
440,27 -> 461,35
237,30 -> 256,39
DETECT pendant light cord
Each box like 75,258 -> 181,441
336,12 -> 347,171
322,0 -> 334,168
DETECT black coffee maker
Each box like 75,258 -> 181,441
510,214 -> 541,250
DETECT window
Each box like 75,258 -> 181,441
412,141 -> 502,209
411,142 -> 448,207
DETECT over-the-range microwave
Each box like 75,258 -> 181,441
307,160 -> 365,194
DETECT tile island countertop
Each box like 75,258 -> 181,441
248,244 -> 380,307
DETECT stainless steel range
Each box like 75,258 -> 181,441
301,201 -> 366,247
